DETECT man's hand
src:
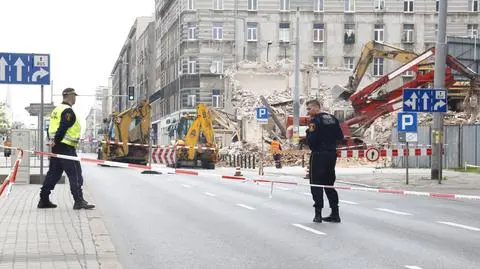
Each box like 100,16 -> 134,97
46,140 -> 55,147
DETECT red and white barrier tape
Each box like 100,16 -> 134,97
170,169 -> 480,201
338,148 -> 434,158
0,145 -> 476,201
0,149 -> 24,198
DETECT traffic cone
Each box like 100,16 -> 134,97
234,166 -> 243,177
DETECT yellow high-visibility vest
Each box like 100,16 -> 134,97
48,104 -> 81,147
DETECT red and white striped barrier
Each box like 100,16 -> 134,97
0,149 -> 24,198
338,148 -> 433,159
99,140 -> 217,151
152,147 -> 176,166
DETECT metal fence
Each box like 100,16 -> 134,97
391,124 -> 480,168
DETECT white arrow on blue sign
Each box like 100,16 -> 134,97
403,88 -> 447,112
0,52 -> 50,85
256,107 -> 269,124
397,112 -> 417,132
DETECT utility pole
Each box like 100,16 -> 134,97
431,0 -> 448,182
293,6 -> 300,147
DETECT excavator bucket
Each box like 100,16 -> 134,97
330,85 -> 354,101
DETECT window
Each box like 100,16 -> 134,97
212,90 -> 221,108
471,0 -> 479,12
375,0 -> 385,11
468,24 -> 479,37
404,0 -> 414,12
187,23 -> 196,40
344,57 -> 354,70
403,70 -> 414,77
313,56 -> 324,68
213,0 -> 223,10
314,0 -> 324,12
212,22 -> 223,40
187,58 -> 196,74
403,24 -> 414,43
434,24 -> 438,40
247,22 -> 258,41
436,0 -> 439,12
374,24 -> 384,42
373,58 -> 384,76
313,23 -> 324,43
211,57 -> 223,74
187,94 -> 196,107
248,0 -> 258,10
344,0 -> 355,12
280,0 -> 290,11
344,24 -> 355,44
279,23 -> 290,42
188,0 -> 195,10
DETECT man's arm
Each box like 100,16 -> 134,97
335,118 -> 345,144
54,108 -> 76,144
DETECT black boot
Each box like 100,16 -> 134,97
322,207 -> 341,223
313,208 -> 322,223
73,199 -> 95,210
37,196 -> 57,209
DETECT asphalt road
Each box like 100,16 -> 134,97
84,165 -> 480,269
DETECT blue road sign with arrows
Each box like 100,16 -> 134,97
0,52 -> 50,85
403,88 -> 447,113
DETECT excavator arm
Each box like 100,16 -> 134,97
113,100 -> 151,155
183,103 -> 216,160
333,40 -> 420,100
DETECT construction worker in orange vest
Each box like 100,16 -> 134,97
270,137 -> 282,169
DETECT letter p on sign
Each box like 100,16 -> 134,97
397,112 -> 417,132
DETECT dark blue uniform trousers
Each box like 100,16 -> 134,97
309,151 -> 339,209
40,144 -> 84,202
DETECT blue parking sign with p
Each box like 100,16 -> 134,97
256,107 -> 268,123
397,112 -> 417,132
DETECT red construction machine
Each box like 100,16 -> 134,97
335,47 -> 480,148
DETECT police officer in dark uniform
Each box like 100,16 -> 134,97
305,99 -> 344,223
38,88 -> 95,210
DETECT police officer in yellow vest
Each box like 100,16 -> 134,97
38,88 -> 95,210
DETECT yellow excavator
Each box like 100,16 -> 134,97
98,99 -> 152,165
331,40 -> 421,101
172,103 -> 217,169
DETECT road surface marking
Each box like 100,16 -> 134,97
236,203 -> 256,210
167,178 -> 173,181
182,184 -> 192,188
203,192 -> 216,197
436,221 -> 480,232
292,224 -> 326,235
375,208 -> 413,216
405,266 -> 423,269
340,200 -> 359,205
303,192 -> 311,196
278,187 -> 291,191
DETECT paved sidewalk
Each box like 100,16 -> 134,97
0,184 -> 123,269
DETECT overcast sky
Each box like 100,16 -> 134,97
0,0 -> 154,129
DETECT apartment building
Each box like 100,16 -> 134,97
150,0 -> 479,142
111,17 -> 154,113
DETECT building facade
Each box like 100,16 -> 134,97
111,17 -> 154,113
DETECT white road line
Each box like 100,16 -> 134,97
436,221 -> 480,232
405,266 -> 423,269
182,184 -> 192,188
167,178 -> 173,181
340,200 -> 359,205
278,187 -> 291,191
236,203 -> 256,210
375,208 -> 413,216
303,192 -> 311,196
292,224 -> 326,235
203,192 -> 216,197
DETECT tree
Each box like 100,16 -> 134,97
0,103 -> 11,137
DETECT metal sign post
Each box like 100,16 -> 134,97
256,107 -> 268,176
405,142 -> 409,185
